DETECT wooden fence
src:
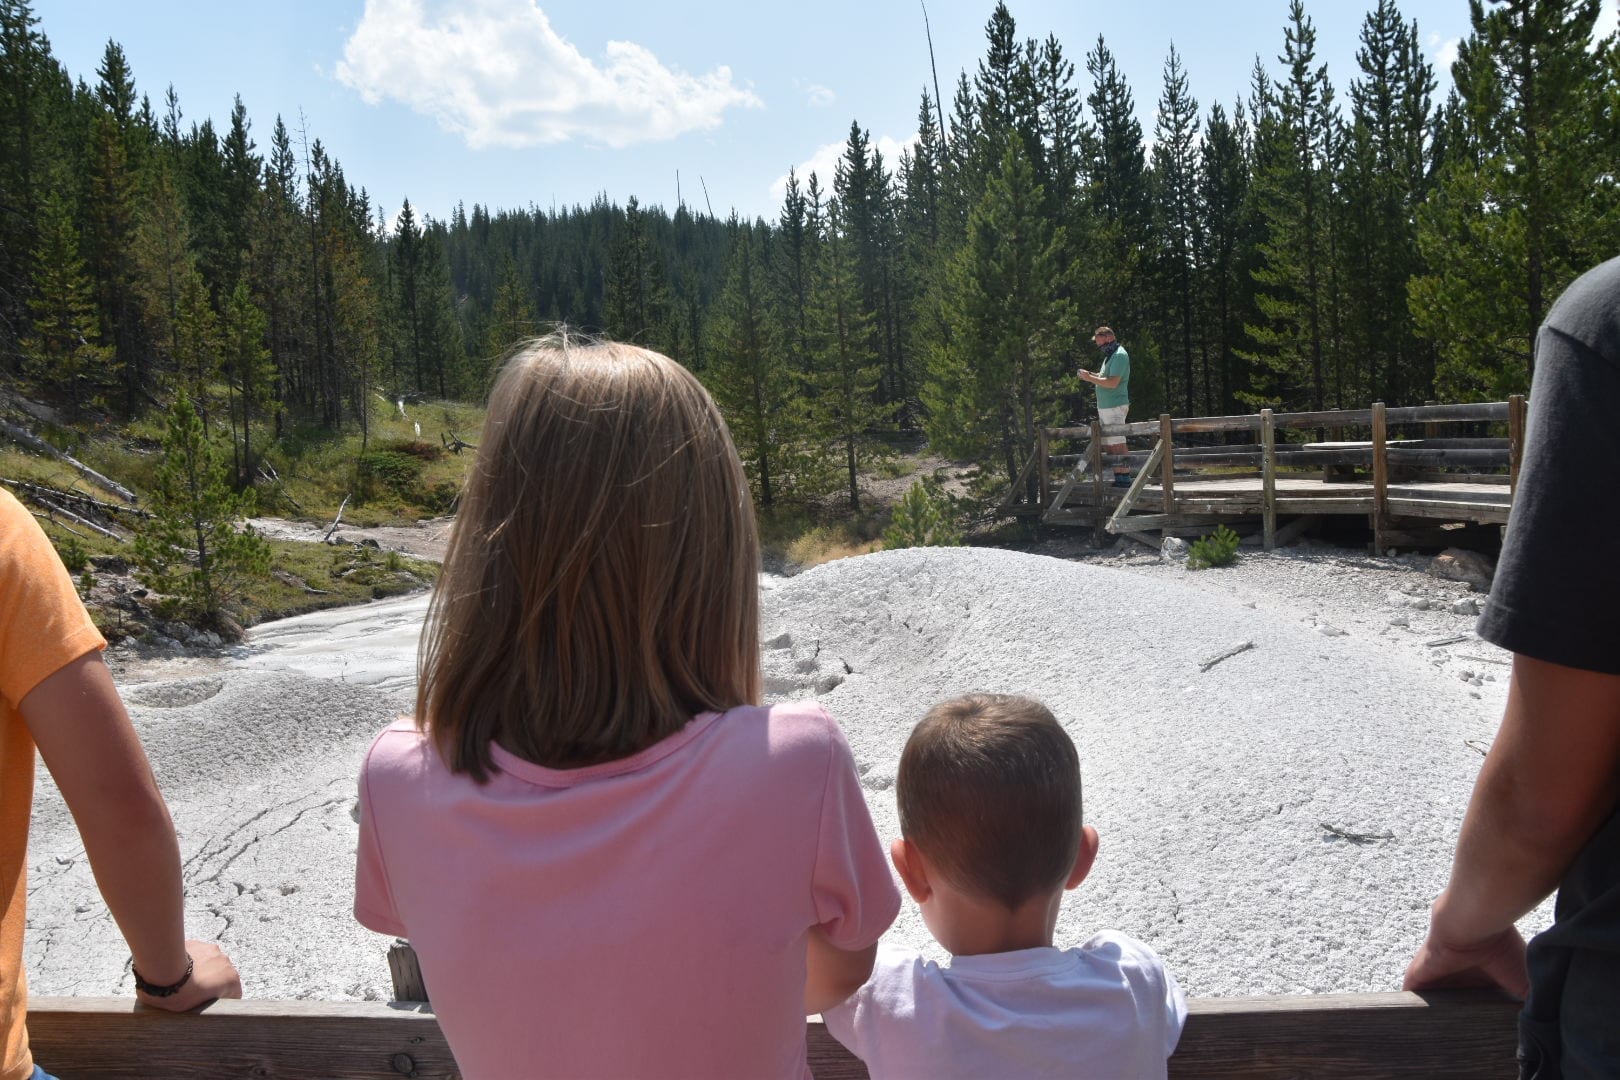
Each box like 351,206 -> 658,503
26,987 -> 1521,1078
1003,399 -> 1528,552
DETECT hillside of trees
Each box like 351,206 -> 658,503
3,0 -> 1617,508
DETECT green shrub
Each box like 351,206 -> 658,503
358,450 -> 426,496
883,480 -> 962,550
377,438 -> 444,462
56,535 -> 88,573
1188,525 -> 1241,570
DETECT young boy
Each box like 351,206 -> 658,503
824,693 -> 1185,1079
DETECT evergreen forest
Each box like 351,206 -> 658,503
3,0 -> 1617,510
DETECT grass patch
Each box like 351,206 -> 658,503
236,539 -> 439,626
786,524 -> 882,567
262,400 -> 484,525
759,505 -> 885,571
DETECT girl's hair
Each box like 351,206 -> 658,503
418,331 -> 761,779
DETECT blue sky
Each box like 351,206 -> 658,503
33,1 -> 1618,228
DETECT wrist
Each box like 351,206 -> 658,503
1427,888 -> 1503,950
133,952 -> 193,998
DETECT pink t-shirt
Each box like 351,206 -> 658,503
355,702 -> 899,1080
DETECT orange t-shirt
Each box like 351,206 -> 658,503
0,490 -> 106,1080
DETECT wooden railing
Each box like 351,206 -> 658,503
26,988 -> 1520,1078
1004,399 -> 1527,550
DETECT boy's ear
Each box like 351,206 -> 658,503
890,838 -> 932,904
1065,825 -> 1100,891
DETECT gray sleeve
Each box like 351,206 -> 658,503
1477,326 -> 1620,674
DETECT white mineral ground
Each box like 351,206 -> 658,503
26,543 -> 1548,1001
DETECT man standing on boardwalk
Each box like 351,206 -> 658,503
1078,326 -> 1131,486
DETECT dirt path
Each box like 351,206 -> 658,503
247,516 -> 454,562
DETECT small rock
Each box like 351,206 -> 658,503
764,632 -> 793,650
1387,615 -> 1409,628
1161,536 -> 1189,563
1385,591 -> 1407,607
1410,597 -> 1431,611
1449,598 -> 1479,616
1429,548 -> 1495,592
1316,622 -> 1348,637
814,673 -> 845,695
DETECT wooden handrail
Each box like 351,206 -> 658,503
23,989 -> 1520,1079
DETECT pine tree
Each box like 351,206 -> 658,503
21,188 -> 111,395
1150,44 -> 1202,416
809,198 -> 894,509
171,268 -> 220,432
134,392 -> 270,632
926,141 -> 1071,487
484,253 -> 536,366
773,169 -> 817,376
835,123 -> 908,413
1411,0 -> 1616,396
132,159 -> 193,368
1245,1 -> 1340,410
1342,0 -> 1436,404
253,115 -> 305,436
219,95 -> 260,292
390,198 -> 423,393
604,196 -> 674,352
222,280 -> 274,482
0,0 -> 61,368
1197,101 -> 1254,413
83,41 -> 146,414
1083,37 -> 1148,335
704,219 -> 792,507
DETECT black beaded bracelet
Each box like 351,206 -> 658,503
133,954 -> 193,998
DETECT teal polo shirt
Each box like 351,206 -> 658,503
1097,345 -> 1130,410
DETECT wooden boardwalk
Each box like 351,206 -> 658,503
1000,399 -> 1526,553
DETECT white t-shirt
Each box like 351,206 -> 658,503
824,933 -> 1186,1080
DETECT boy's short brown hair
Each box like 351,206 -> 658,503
897,694 -> 1083,910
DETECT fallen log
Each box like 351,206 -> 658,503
23,493 -> 126,542
1,477 -> 150,520
323,495 -> 351,542
0,418 -> 138,503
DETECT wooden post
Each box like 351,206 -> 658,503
1107,439 -> 1165,534
1423,400 -> 1439,440
1089,420 -> 1106,546
388,940 -> 428,1003
1508,394 -> 1527,499
1038,427 -> 1050,510
1160,414 -> 1175,514
1371,401 -> 1388,555
1261,408 -> 1277,551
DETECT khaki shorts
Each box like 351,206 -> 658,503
1098,404 -> 1129,451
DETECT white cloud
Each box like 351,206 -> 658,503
768,132 -> 919,210
335,0 -> 762,150
804,83 -> 835,108
1434,36 -> 1460,74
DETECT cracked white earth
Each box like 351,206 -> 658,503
26,546 -> 1546,1001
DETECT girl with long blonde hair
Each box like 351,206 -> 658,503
354,334 -> 897,1078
